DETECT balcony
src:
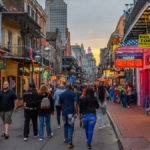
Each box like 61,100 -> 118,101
124,0 -> 150,40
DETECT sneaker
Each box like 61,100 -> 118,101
1,133 -> 5,137
48,132 -> 53,138
58,125 -> 61,129
98,126 -> 103,130
88,144 -> 92,149
4,134 -> 9,140
24,137 -> 28,141
34,135 -> 38,138
39,138 -> 43,141
64,139 -> 68,144
103,125 -> 106,128
67,143 -> 74,149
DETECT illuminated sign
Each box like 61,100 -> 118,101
139,34 -> 150,48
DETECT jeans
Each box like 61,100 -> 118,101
98,110 -> 108,127
24,109 -> 38,138
82,114 -> 96,145
63,115 -> 74,144
113,93 -> 116,103
127,95 -> 131,106
39,114 -> 51,139
122,95 -> 127,107
56,106 -> 61,125
109,92 -> 113,102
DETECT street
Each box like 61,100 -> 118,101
0,108 -> 119,150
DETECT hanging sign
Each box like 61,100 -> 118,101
138,34 -> 150,48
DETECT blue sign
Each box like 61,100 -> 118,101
67,76 -> 76,82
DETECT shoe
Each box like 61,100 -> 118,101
103,125 -> 106,128
48,132 -> 53,138
58,125 -> 61,129
88,144 -> 92,149
34,135 -> 38,138
1,133 -> 5,137
24,137 -> 28,141
67,143 -> 74,149
39,138 -> 43,141
4,134 -> 9,140
106,124 -> 110,127
127,106 -> 130,109
64,139 -> 68,144
98,126 -> 103,130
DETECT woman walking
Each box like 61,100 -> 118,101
80,88 -> 99,149
97,86 -> 110,129
38,85 -> 54,141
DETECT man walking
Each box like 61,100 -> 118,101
59,84 -> 78,149
0,81 -> 18,139
54,84 -> 65,129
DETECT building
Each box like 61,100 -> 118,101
0,0 -> 48,98
45,0 -> 67,44
46,29 -> 62,75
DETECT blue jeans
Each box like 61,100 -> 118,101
109,92 -> 113,102
82,114 -> 96,145
113,93 -> 116,103
63,115 -> 74,144
39,114 -> 51,139
122,95 -> 127,107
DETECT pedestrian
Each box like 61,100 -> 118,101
109,85 -> 114,103
79,88 -> 99,149
97,86 -> 109,129
113,84 -> 119,103
54,84 -> 65,129
23,82 -> 40,141
0,81 -> 18,139
127,84 -> 132,108
59,84 -> 78,149
38,84 -> 54,141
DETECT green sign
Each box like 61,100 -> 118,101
0,58 -> 6,69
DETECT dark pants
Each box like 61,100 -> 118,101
127,95 -> 131,106
24,109 -> 38,138
56,106 -> 61,125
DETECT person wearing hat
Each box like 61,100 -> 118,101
0,81 -> 18,139
23,82 -> 40,141
54,84 -> 65,129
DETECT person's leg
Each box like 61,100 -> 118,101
98,110 -> 103,128
45,114 -> 52,136
39,116 -> 44,139
67,122 -> 74,145
31,111 -> 38,136
24,110 -> 30,138
113,93 -> 116,103
87,114 -> 96,146
63,116 -> 68,142
82,115 -> 88,139
109,93 -> 112,102
56,106 -> 61,126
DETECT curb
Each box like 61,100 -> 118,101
107,111 -> 125,150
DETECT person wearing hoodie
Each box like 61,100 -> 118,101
54,84 -> 65,128
38,84 -> 54,141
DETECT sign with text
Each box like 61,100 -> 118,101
139,34 -> 150,48
0,58 -> 6,69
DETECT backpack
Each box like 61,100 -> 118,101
40,96 -> 50,109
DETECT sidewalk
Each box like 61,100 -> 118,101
107,102 -> 150,150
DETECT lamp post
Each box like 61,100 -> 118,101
35,47 -> 50,84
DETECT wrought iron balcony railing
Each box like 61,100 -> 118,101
124,0 -> 150,35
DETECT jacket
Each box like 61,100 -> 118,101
79,96 -> 99,115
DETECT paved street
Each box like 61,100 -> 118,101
0,108 -> 119,150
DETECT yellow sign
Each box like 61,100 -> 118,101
139,34 -> 150,48
104,70 -> 114,75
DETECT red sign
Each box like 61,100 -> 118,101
115,60 -> 143,68
144,50 -> 150,69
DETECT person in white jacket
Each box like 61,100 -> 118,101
97,86 -> 110,129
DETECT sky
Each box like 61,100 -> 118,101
37,0 -> 133,65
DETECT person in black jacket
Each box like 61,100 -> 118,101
23,83 -> 40,141
38,84 -> 54,141
79,88 -> 99,149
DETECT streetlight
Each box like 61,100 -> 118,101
35,47 -> 51,83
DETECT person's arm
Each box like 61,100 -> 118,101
49,94 -> 54,114
13,93 -> 18,112
74,93 -> 78,118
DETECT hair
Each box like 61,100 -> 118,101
86,88 -> 94,97
29,82 -> 36,90
39,84 -> 49,94
66,84 -> 72,90
82,87 -> 87,96
98,86 -> 105,102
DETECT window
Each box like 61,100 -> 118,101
41,17 -> 43,32
18,37 -> 21,56
8,31 -> 12,50
24,1 -> 27,12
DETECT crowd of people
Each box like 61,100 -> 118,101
0,81 -> 112,149
108,83 -> 135,108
